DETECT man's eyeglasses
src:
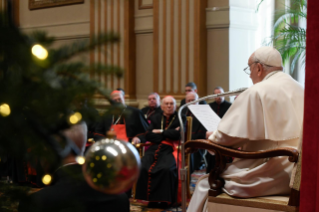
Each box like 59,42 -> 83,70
243,62 -> 257,75
243,66 -> 251,75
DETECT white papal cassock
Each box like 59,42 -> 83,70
188,71 -> 304,212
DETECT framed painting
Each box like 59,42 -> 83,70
138,0 -> 153,10
29,0 -> 84,10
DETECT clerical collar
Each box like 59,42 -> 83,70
263,71 -> 281,81
161,114 -> 176,130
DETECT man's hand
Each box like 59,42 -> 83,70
152,129 -> 163,134
175,127 -> 180,131
132,137 -> 141,145
206,131 -> 213,139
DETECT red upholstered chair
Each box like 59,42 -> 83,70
185,130 -> 302,212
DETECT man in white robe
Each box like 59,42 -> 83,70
188,46 -> 304,212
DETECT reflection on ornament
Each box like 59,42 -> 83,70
32,44 -> 48,60
0,103 -> 11,117
42,174 -> 52,185
69,112 -> 82,124
82,137 -> 141,194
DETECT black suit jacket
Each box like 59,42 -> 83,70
208,101 -> 232,118
18,164 -> 129,212
140,106 -> 162,121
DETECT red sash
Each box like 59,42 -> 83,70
111,123 -> 128,142
161,140 -> 182,203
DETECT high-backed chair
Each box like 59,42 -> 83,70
185,130 -> 302,212
132,116 -> 193,200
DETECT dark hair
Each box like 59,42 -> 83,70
185,82 -> 197,90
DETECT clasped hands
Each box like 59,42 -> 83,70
152,126 -> 180,134
132,127 -> 181,145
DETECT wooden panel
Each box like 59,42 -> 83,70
153,0 -> 205,98
90,0 -> 134,98
194,0 -> 207,97
90,0 -> 95,78
117,0 -> 121,88
153,0 -> 159,93
162,0 -> 166,93
124,0 -> 136,98
170,0 -> 174,94
104,0 -> 108,86
185,0 -> 189,84
97,0 -> 101,81
110,0 -> 114,88
177,0 -> 181,94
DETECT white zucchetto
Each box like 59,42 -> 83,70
255,46 -> 283,67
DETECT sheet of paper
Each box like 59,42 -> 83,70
188,105 -> 221,131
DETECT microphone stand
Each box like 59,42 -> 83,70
178,87 -> 247,212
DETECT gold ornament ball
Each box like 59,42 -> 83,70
82,137 -> 141,194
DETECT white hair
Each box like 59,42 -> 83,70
161,96 -> 176,106
186,92 -> 198,100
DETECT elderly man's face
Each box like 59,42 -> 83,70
248,54 -> 263,85
161,97 -> 176,116
214,89 -> 224,104
148,94 -> 160,108
112,94 -> 125,105
186,93 -> 198,105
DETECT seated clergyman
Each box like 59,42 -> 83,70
141,92 -> 162,123
135,96 -> 186,209
95,90 -> 148,144
188,46 -> 304,212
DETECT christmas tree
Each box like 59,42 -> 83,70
0,7 -> 123,210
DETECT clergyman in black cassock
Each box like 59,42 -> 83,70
94,91 -> 148,143
95,105 -> 148,142
135,96 -> 186,206
141,92 -> 162,122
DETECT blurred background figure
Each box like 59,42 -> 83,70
19,122 -> 130,212
209,86 -> 232,118
180,82 -> 207,107
95,90 -> 148,144
141,92 -> 161,123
